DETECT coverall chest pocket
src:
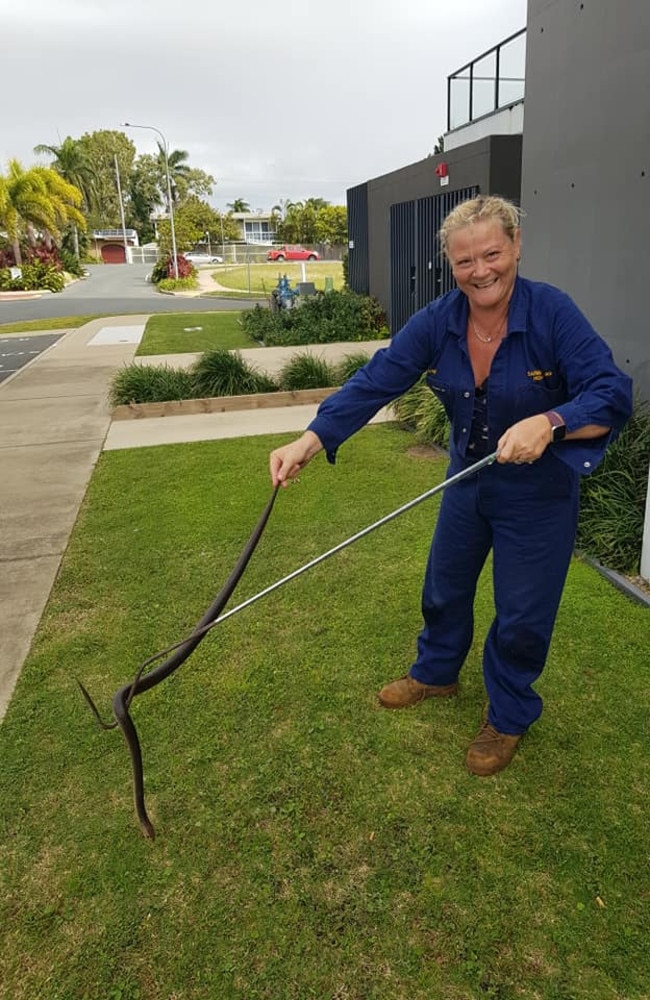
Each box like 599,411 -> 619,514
515,378 -> 566,421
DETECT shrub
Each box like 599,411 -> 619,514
577,397 -> 650,573
390,376 -> 450,448
151,254 -> 195,284
242,304 -> 279,344
59,249 -> 84,277
191,350 -> 278,398
277,353 -> 337,391
241,289 -> 387,347
334,351 -> 371,385
0,261 -> 65,292
109,364 -> 196,406
157,276 -> 199,292
341,251 -> 349,288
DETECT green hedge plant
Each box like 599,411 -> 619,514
334,351 -> 371,385
277,353 -> 337,391
242,290 -> 387,347
390,376 -> 450,448
577,397 -> 650,573
191,350 -> 278,398
109,364 -> 195,407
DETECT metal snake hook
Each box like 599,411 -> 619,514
80,452 -> 497,839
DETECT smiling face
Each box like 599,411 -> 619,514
446,219 -> 521,313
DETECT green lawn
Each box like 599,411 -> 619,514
209,261 -> 344,296
1,425 -> 648,999
0,315 -> 105,334
136,310 -> 255,355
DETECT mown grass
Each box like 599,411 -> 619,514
0,426 -> 648,1000
0,315 -> 105,334
208,261 -> 344,297
136,311 -> 254,355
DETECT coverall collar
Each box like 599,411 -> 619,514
447,275 -> 528,338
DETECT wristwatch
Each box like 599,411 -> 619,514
544,410 -> 567,442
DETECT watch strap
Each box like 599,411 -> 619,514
544,410 -> 566,442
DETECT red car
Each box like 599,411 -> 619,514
267,244 -> 320,262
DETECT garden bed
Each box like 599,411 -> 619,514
112,386 -> 337,420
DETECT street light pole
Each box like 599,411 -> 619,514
122,121 -> 179,279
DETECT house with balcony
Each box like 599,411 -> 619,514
230,212 -> 276,245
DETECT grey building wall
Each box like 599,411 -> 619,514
521,0 -> 650,398
355,134 -> 522,328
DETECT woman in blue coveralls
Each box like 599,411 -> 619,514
269,195 -> 633,777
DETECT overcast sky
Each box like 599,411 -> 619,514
1,0 -> 527,213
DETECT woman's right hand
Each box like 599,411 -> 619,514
269,431 -> 323,488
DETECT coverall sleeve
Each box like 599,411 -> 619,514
308,306 -> 442,463
548,292 -> 633,473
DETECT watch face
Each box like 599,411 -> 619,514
553,423 -> 567,442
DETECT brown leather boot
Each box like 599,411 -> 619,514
378,674 -> 458,709
465,721 -> 524,776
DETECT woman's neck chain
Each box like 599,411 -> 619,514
470,314 -> 507,344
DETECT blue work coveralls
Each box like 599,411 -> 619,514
308,277 -> 633,733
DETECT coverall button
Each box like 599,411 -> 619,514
463,391 -> 470,398
461,427 -> 467,433
583,461 -> 591,468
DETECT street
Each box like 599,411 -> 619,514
0,263 -> 257,323
0,333 -> 64,383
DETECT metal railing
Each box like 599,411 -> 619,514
447,28 -> 526,132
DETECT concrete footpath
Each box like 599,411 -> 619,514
0,318 -> 390,719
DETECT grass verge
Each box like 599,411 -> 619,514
0,315 -> 105,334
210,261 -> 344,296
0,426 -> 648,1000
136,311 -> 255,355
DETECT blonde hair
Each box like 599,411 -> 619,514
438,195 -> 523,256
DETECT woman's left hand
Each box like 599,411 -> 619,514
496,414 -> 553,464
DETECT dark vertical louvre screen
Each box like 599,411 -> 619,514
390,186 -> 480,332
389,200 -> 415,331
346,183 -> 369,295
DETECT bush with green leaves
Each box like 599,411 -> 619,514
577,397 -> 650,573
0,261 -> 65,292
191,350 -> 278,398
157,276 -> 199,292
59,249 -> 84,276
334,351 -> 371,385
109,364 -> 196,407
241,290 -> 387,347
277,353 -> 337,391
390,376 -> 450,448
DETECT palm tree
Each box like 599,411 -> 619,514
0,160 -> 55,264
156,142 -> 191,206
0,160 -> 85,265
271,198 -> 296,220
33,166 -> 86,246
227,198 -> 251,213
33,137 -> 94,255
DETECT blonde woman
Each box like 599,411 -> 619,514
270,195 -> 632,777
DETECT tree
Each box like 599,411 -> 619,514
33,136 -> 94,255
33,136 -> 95,211
271,198 -> 296,221
227,198 -> 251,213
128,154 -> 161,244
174,166 -> 215,203
433,134 -> 445,154
155,142 -> 191,206
76,130 -> 136,230
314,205 -> 347,246
0,160 -> 85,264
